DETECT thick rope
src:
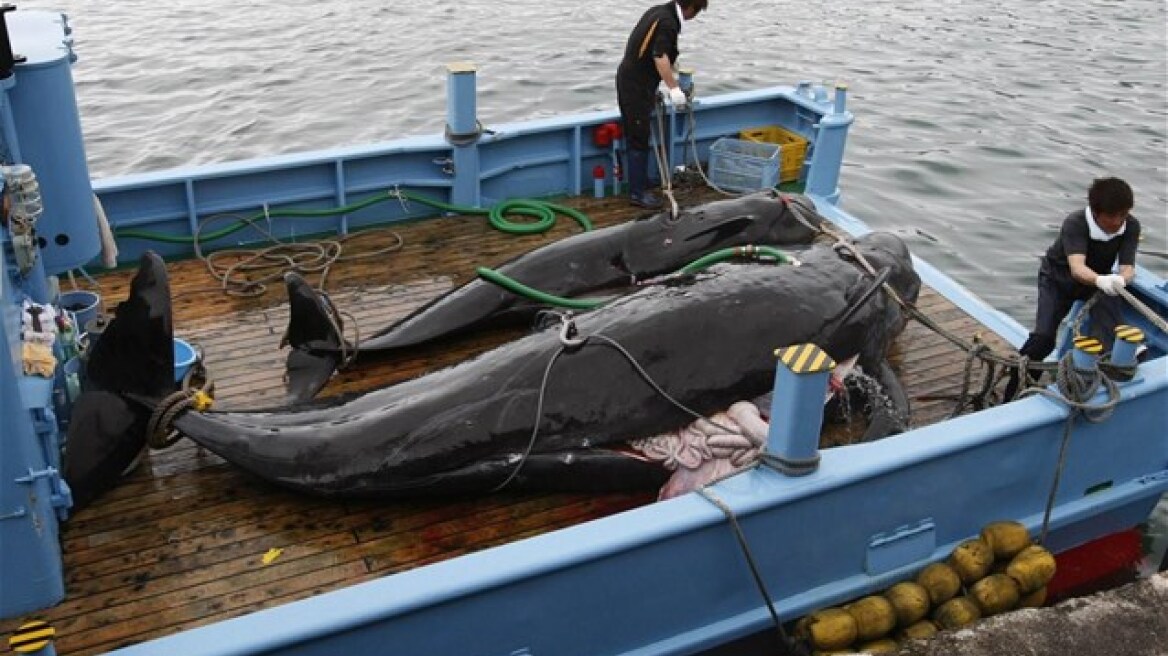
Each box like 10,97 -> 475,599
1015,351 -> 1121,543
145,349 -> 217,449
696,487 -> 797,655
1119,286 -> 1168,334
191,213 -> 405,298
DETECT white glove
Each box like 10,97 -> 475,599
667,86 -> 688,107
1094,273 -> 1125,296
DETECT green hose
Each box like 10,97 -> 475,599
476,244 -> 794,310
475,267 -> 612,310
114,189 -> 593,243
679,245 -> 793,274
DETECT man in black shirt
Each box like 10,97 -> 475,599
616,0 -> 707,209
1006,177 -> 1141,399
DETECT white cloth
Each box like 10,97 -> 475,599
1085,206 -> 1125,242
675,1 -> 684,28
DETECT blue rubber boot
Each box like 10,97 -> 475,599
626,149 -> 661,209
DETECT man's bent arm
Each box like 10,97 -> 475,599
654,54 -> 678,90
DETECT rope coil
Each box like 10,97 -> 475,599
146,353 -> 216,449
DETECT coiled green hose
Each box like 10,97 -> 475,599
114,189 -> 593,243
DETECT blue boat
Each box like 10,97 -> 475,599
1,8 -> 1165,655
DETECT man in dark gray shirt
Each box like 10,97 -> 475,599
1006,177 -> 1141,399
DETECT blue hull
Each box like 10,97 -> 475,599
1,8 -> 1165,655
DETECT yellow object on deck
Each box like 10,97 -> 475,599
740,125 -> 809,183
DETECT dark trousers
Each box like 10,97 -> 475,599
616,78 -> 654,151
616,76 -> 656,198
1007,268 -> 1123,399
1019,269 -> 1123,361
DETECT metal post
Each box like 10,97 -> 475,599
766,343 -> 836,476
833,83 -> 848,115
7,619 -> 57,655
445,62 -> 480,208
804,84 -> 853,203
669,68 -> 694,171
1110,325 -> 1145,367
1071,335 -> 1103,371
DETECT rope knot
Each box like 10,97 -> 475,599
146,389 -> 212,449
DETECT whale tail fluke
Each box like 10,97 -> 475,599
64,251 -> 176,509
282,273 -> 346,404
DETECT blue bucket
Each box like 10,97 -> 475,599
59,290 -> 101,332
173,338 -> 197,383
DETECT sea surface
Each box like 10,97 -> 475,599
15,0 -> 1168,326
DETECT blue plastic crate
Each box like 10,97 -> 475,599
707,137 -> 781,192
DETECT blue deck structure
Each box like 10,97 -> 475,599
1,8 -> 1165,655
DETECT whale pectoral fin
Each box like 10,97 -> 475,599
282,273 -> 347,403
860,358 -> 911,441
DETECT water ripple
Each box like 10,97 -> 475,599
12,0 -> 1168,321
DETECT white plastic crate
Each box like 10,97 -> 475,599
707,137 -> 781,192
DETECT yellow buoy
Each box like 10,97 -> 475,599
1006,544 -> 1057,594
980,520 -> 1032,560
933,596 -> 982,630
1018,586 -> 1048,608
796,608 -> 858,651
857,637 -> 900,654
846,595 -> 898,642
948,538 -> 995,584
969,573 -> 1021,616
898,619 -> 939,642
916,562 -> 962,605
883,581 -> 931,627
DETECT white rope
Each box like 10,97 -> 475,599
651,95 -> 680,219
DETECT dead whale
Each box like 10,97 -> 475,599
61,230 -> 918,502
282,191 -> 827,402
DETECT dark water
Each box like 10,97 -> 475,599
17,0 -> 1167,325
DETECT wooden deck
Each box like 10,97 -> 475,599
1,188 -> 1013,654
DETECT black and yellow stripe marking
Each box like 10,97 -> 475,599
1072,336 -> 1104,355
1115,325 -> 1145,344
9,620 -> 54,653
638,19 -> 660,60
774,343 -> 836,374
